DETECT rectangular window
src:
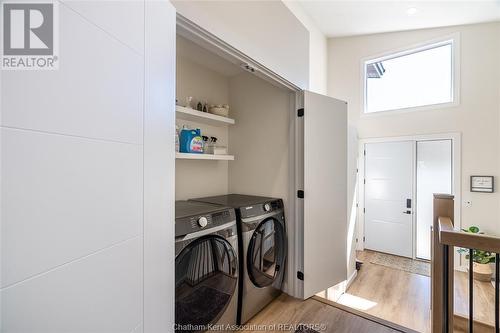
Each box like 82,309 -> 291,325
364,39 -> 455,114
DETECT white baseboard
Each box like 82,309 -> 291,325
346,270 -> 358,290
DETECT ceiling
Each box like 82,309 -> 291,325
297,0 -> 500,37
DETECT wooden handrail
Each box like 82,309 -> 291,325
432,194 -> 455,333
438,217 -> 500,253
434,195 -> 500,333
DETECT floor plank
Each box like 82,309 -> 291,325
454,270 -> 496,326
242,294 -> 404,333
337,251 -> 431,333
316,250 -> 497,333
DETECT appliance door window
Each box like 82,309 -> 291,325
247,218 -> 285,288
175,235 -> 238,330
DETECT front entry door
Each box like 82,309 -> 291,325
364,141 -> 413,258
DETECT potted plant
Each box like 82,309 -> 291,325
457,226 -> 496,282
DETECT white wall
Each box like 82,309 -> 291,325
176,48 -> 230,107
171,0 -> 310,89
228,72 -> 291,202
175,53 -> 230,200
1,1 -> 176,332
283,1 -> 328,94
328,22 -> 500,235
228,72 -> 294,293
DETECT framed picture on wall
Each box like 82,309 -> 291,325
470,176 -> 494,193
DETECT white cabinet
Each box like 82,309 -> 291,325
143,1 -> 176,332
172,1 -> 309,89
1,1 -> 176,333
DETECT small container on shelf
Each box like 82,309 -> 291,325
204,136 -> 219,154
202,136 -> 210,154
212,146 -> 228,155
185,96 -> 194,109
209,104 -> 229,117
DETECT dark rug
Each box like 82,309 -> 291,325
295,324 -> 320,333
175,285 -> 230,333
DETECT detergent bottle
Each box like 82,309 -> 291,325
179,126 -> 204,154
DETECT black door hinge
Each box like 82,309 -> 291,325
364,149 -> 366,156
363,236 -> 366,242
363,208 -> 366,213
297,271 -> 304,281
297,190 -> 304,198
297,108 -> 304,117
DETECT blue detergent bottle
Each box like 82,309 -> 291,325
179,127 -> 204,153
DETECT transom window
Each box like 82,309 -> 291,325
363,38 -> 456,114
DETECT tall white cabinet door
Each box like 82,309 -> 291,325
1,2 -> 147,333
302,91 -> 347,299
364,141 -> 414,258
143,1 -> 176,332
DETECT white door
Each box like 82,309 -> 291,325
416,140 -> 452,259
364,141 -> 413,258
302,91 -> 347,299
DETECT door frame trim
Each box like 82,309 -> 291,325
357,133 -> 461,265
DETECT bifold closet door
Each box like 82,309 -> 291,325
302,91 -> 347,299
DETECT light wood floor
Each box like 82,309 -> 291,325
243,293 -> 405,333
339,250 -> 430,332
454,270 -> 496,326
316,250 -> 497,333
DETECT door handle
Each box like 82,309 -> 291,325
403,210 -> 412,214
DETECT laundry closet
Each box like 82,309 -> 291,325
174,16 -> 348,329
175,35 -> 294,212
173,24 -> 299,328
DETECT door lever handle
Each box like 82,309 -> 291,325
403,210 -> 412,214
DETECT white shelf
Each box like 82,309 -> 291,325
176,153 -> 234,161
176,105 -> 235,127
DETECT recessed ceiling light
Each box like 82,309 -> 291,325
406,7 -> 418,16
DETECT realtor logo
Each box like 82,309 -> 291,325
2,1 -> 59,70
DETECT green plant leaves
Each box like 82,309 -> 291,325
456,226 -> 496,263
465,226 -> 480,233
456,247 -> 496,264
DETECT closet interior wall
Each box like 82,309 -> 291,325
175,36 -> 230,200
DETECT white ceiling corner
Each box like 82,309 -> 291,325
296,0 -> 500,37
